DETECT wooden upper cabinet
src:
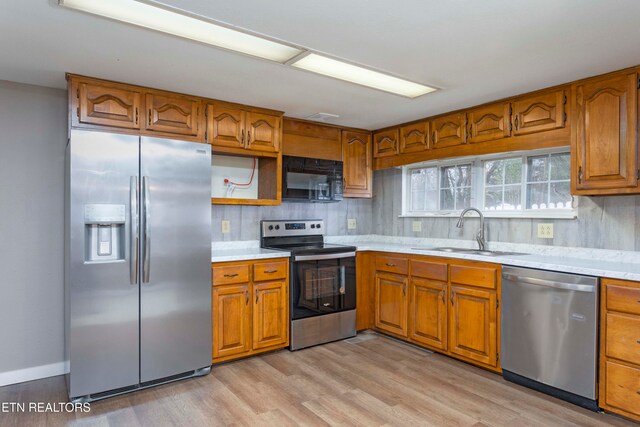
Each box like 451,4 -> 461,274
448,285 -> 497,367
77,81 -> 141,130
212,284 -> 252,360
374,272 -> 408,337
373,129 -> 399,158
467,102 -> 511,143
208,104 -> 245,149
245,112 -> 281,153
573,72 -> 638,193
400,122 -> 429,154
431,113 -> 466,148
282,118 -> 342,161
512,89 -> 566,135
144,92 -> 201,137
342,131 -> 373,198
409,278 -> 447,351
252,281 -> 288,350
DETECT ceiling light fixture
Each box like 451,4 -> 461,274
291,53 -> 437,98
58,0 -> 303,63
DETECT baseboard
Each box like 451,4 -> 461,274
0,361 -> 69,387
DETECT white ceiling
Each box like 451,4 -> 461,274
3,1 -> 640,130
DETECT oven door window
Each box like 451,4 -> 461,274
292,258 -> 356,320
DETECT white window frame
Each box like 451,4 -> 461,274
401,147 -> 576,219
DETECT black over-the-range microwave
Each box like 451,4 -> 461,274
282,156 -> 343,202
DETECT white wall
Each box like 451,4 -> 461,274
0,81 -> 68,383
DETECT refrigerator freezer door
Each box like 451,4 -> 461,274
68,130 -> 140,398
140,137 -> 212,382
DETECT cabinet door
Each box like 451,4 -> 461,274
245,112 -> 281,152
513,89 -> 566,135
374,272 -> 408,337
342,131 -> 372,198
145,93 -> 201,136
574,72 -> 638,191
373,129 -> 399,158
400,122 -> 429,153
409,278 -> 447,350
253,281 -> 288,350
431,113 -> 466,148
78,82 -> 141,130
449,285 -> 497,367
212,284 -> 252,360
208,104 -> 245,149
467,102 -> 511,143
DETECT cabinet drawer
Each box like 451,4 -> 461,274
410,259 -> 447,282
212,263 -> 250,286
606,282 -> 640,316
376,255 -> 408,275
253,260 -> 288,282
606,313 -> 640,365
604,360 -> 640,416
450,264 -> 497,289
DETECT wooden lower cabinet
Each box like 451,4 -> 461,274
448,285 -> 497,367
253,281 -> 288,350
409,278 -> 447,350
374,272 -> 408,337
212,283 -> 251,360
600,278 -> 640,422
212,258 -> 289,363
368,253 -> 500,372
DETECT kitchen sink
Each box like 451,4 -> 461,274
411,247 -> 525,257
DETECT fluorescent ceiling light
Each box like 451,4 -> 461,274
58,0 -> 303,63
291,53 -> 437,98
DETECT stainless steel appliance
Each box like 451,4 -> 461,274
282,156 -> 343,202
65,130 -> 212,402
260,220 -> 356,350
500,266 -> 599,411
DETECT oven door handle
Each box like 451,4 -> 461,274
294,252 -> 356,262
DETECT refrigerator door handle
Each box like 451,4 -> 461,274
142,176 -> 151,283
130,176 -> 139,285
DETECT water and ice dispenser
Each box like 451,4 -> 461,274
84,204 -> 126,262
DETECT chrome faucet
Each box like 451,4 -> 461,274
457,207 -> 486,251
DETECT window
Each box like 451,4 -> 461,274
403,149 -> 574,218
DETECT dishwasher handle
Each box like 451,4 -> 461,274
503,274 -> 596,293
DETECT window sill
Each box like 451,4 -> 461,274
400,210 -> 577,220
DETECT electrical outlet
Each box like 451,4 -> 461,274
537,223 -> 554,239
347,218 -> 357,230
221,220 -> 231,234
412,221 -> 422,232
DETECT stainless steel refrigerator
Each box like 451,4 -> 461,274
65,129 -> 212,402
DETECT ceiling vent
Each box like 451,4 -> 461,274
305,112 -> 340,122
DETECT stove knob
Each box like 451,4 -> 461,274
275,225 -> 280,230
310,224 -> 315,229
268,225 -> 274,231
316,223 -> 321,228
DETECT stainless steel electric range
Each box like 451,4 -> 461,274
260,220 -> 357,350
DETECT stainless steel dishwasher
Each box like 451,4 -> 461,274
501,266 -> 599,411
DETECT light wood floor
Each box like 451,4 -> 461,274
0,332 -> 634,426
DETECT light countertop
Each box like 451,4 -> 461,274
211,247 -> 290,263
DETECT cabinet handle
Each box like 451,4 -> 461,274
264,269 -> 277,274
255,289 -> 259,304
441,291 -> 445,303
245,290 -> 249,305
432,131 -> 436,144
247,130 -> 251,144
241,129 -> 245,145
385,263 -> 396,267
450,290 -> 455,305
402,283 -> 406,296
148,110 -> 152,126
468,124 -> 472,137
578,166 -> 583,184
135,107 -> 138,124
223,273 -> 239,278
514,116 -> 519,130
